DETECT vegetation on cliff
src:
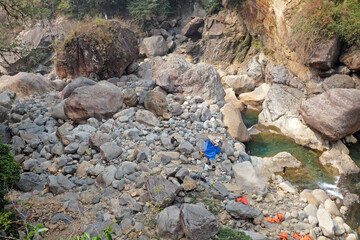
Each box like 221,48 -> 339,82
290,0 -> 360,61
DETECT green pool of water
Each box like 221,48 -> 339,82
245,132 -> 337,190
241,108 -> 260,128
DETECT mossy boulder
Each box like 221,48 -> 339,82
55,20 -> 139,79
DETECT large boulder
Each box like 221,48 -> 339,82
319,149 -> 360,175
144,90 -> 168,116
323,74 -> 355,91
259,84 -> 328,151
0,72 -> 54,98
55,20 -> 138,79
340,46 -> 360,72
156,206 -> 184,240
146,175 -> 178,207
142,35 -> 169,58
64,81 -> 123,123
251,152 -> 301,180
300,88 -> 360,141
220,103 -> 250,142
182,17 -> 204,37
308,38 -> 341,70
178,63 -> 225,102
224,75 -> 255,95
233,161 -> 266,193
239,83 -> 271,111
180,203 -> 219,240
61,77 -> 96,100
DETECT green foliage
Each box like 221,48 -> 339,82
0,211 -> 13,231
0,139 -> 20,210
225,0 -> 244,9
203,198 -> 222,215
127,0 -> 173,22
294,0 -> 360,47
23,223 -> 49,240
207,0 -> 224,15
213,227 -> 253,240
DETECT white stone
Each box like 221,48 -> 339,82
317,208 -> 335,238
324,199 -> 341,217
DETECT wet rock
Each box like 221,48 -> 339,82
180,203 -> 219,240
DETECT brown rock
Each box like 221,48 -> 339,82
123,89 -> 138,107
300,88 -> 360,141
64,81 -> 123,123
340,46 -> 360,72
309,37 -> 341,70
182,176 -> 197,191
144,90 -> 168,116
182,17 -> 204,37
220,103 -> 250,142
55,20 -> 138,79
0,72 -> 54,98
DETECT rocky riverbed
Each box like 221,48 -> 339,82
0,60 -> 359,240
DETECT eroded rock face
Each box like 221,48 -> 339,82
0,72 -> 54,98
308,38 -> 341,70
64,81 -> 123,123
55,20 -> 138,79
319,149 -> 360,175
300,88 -> 360,141
180,203 -> 219,240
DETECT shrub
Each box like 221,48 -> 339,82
213,227 -> 253,240
207,0 -> 224,15
289,0 -> 360,62
0,139 -> 20,210
127,0 -> 173,22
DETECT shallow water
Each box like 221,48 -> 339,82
242,109 -> 360,228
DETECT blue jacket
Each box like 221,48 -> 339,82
205,139 -> 222,160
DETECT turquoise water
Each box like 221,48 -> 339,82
242,109 -> 360,228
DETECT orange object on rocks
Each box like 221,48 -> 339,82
278,232 -> 288,240
264,212 -> 283,223
293,233 -> 313,240
235,197 -> 248,205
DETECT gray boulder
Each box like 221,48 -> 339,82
142,35 -> 169,58
15,172 -> 45,192
96,165 -> 117,188
48,174 -> 75,195
147,175 -> 178,207
233,161 -> 266,193
180,203 -> 219,240
61,77 -> 96,100
156,206 -> 184,240
226,200 -> 261,219
100,142 -> 122,161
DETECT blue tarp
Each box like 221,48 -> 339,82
205,139 -> 222,160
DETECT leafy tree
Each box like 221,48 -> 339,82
127,0 -> 173,22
